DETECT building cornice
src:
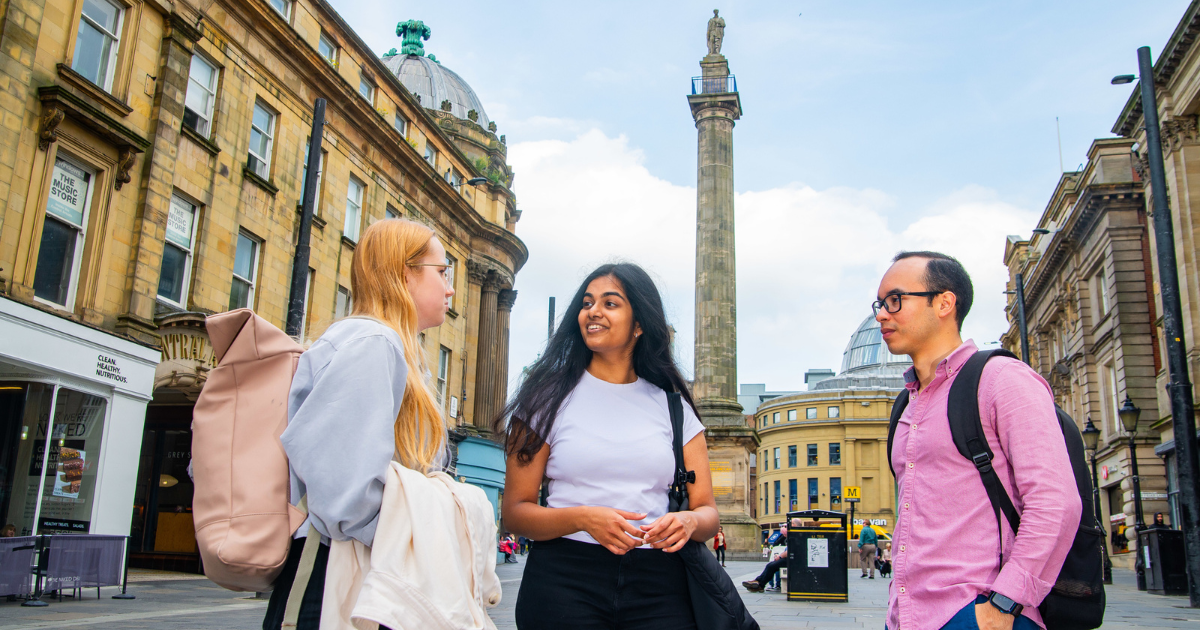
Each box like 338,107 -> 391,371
1112,0 -> 1200,137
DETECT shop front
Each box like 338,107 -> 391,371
0,296 -> 158,537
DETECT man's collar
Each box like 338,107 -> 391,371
903,339 -> 978,392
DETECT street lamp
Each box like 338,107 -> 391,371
1081,417 -> 1113,584
466,177 -> 489,186
1119,395 -> 1147,591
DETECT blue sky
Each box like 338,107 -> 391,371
333,1 -> 1190,392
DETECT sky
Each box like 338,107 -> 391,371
331,0 -> 1191,393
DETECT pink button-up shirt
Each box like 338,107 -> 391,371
887,341 -> 1081,630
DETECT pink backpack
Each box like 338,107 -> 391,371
192,309 -> 306,592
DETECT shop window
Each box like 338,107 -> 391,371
445,253 -> 457,310
184,55 -> 218,137
807,443 -> 818,466
228,231 -> 259,310
300,139 -> 326,217
157,195 -> 198,308
788,445 -> 796,467
267,0 -> 290,20
829,443 -> 841,466
344,177 -> 364,241
0,384 -> 107,535
437,346 -> 450,406
318,32 -> 337,65
806,407 -> 817,419
72,0 -> 123,90
247,101 -> 276,178
828,406 -> 840,418
335,285 -> 351,319
34,158 -> 94,309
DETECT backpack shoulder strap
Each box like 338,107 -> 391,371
947,350 -> 1022,542
886,389 -> 910,479
666,392 -> 694,512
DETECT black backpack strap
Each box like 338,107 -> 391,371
886,389 -> 910,479
667,392 -> 694,512
947,350 -> 1022,560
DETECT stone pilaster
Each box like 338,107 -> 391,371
687,45 -> 757,554
472,272 -> 501,430
116,13 -> 202,343
495,288 -> 517,417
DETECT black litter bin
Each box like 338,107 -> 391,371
785,510 -> 848,602
1139,528 -> 1187,595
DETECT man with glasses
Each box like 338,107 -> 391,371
877,252 -> 1080,630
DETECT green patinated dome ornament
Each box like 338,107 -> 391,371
396,20 -> 431,56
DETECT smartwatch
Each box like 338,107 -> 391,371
987,591 -> 1023,616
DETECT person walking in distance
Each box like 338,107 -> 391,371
262,219 -> 456,630
859,522 -> 878,579
498,263 -> 720,630
714,525 -> 727,567
876,252 -> 1081,630
880,542 -> 893,578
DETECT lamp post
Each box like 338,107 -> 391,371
1119,395 -> 1146,590
1014,273 -> 1030,366
1081,417 -> 1113,584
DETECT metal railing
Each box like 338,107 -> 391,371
691,75 -> 737,95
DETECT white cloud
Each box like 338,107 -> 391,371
506,129 -> 1039,395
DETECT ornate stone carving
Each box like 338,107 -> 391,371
1161,115 -> 1199,152
114,147 -> 136,190
706,10 -> 725,55
440,99 -> 452,112
1133,153 -> 1149,180
488,121 -> 497,132
498,289 -> 518,311
396,20 -> 431,57
467,259 -> 488,284
467,109 -> 478,122
38,105 -> 64,151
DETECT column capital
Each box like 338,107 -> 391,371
467,259 -> 489,285
498,289 -> 518,311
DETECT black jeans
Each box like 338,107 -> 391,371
754,557 -> 785,585
262,537 -> 329,630
515,537 -> 697,630
715,547 -> 725,563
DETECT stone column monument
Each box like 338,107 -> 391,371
688,11 -> 759,555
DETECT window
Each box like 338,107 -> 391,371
761,450 -> 768,471
437,346 -> 450,405
806,407 -> 817,419
72,0 -> 123,90
34,158 -> 94,308
228,231 -> 259,310
1096,268 -> 1111,316
394,113 -> 408,138
445,253 -> 457,310
773,480 -> 780,514
829,443 -> 841,466
788,445 -> 796,467
424,143 -> 438,168
787,409 -> 796,422
267,0 -> 290,20
772,412 -> 779,424
183,55 -> 218,137
318,32 -> 337,65
385,205 -> 401,220
335,285 -> 352,319
344,177 -> 364,241
828,406 -> 840,418
807,444 -> 818,466
359,77 -> 374,103
248,101 -> 275,178
300,139 -> 325,216
1104,362 -> 1120,436
772,447 -> 780,470
830,477 -> 842,506
788,479 -> 798,511
157,195 -> 198,307
447,168 -> 463,191
807,478 -> 818,509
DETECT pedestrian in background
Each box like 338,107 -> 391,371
858,522 -> 877,579
263,219 -> 456,630
742,526 -> 786,592
497,263 -> 720,630
880,542 -> 893,578
714,525 -> 727,567
876,251 -> 1080,630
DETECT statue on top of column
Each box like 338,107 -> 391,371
707,10 -> 725,55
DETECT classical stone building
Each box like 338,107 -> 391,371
755,316 -> 906,539
1001,138 -> 1162,568
0,0 -> 524,570
1110,0 -> 1200,538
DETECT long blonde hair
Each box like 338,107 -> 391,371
350,218 -> 446,470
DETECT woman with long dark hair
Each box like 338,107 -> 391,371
497,263 -> 718,630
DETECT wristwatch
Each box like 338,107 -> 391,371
987,591 -> 1023,616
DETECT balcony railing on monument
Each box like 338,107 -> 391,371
691,75 -> 737,95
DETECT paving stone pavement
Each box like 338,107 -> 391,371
1,560 -> 1198,629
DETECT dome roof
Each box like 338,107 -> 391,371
811,315 -> 912,391
383,53 -> 490,129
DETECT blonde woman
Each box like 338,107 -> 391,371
263,218 -> 454,630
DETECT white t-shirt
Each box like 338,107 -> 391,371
544,370 -> 705,545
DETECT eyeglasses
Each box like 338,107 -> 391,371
872,291 -> 944,316
407,263 -> 453,284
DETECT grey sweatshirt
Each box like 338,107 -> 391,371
280,318 -> 407,547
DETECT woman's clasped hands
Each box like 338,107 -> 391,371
581,506 -> 697,555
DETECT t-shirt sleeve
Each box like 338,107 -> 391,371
682,399 -> 705,444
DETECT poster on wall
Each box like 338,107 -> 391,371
166,197 -> 194,248
46,159 -> 90,226
52,446 -> 86,499
807,537 -> 829,568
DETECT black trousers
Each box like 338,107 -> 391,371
754,557 -> 785,585
515,537 -> 697,630
262,537 -> 329,630
715,547 -> 725,563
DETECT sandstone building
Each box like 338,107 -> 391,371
0,0 -> 524,571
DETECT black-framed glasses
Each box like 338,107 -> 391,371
872,291 -> 944,316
